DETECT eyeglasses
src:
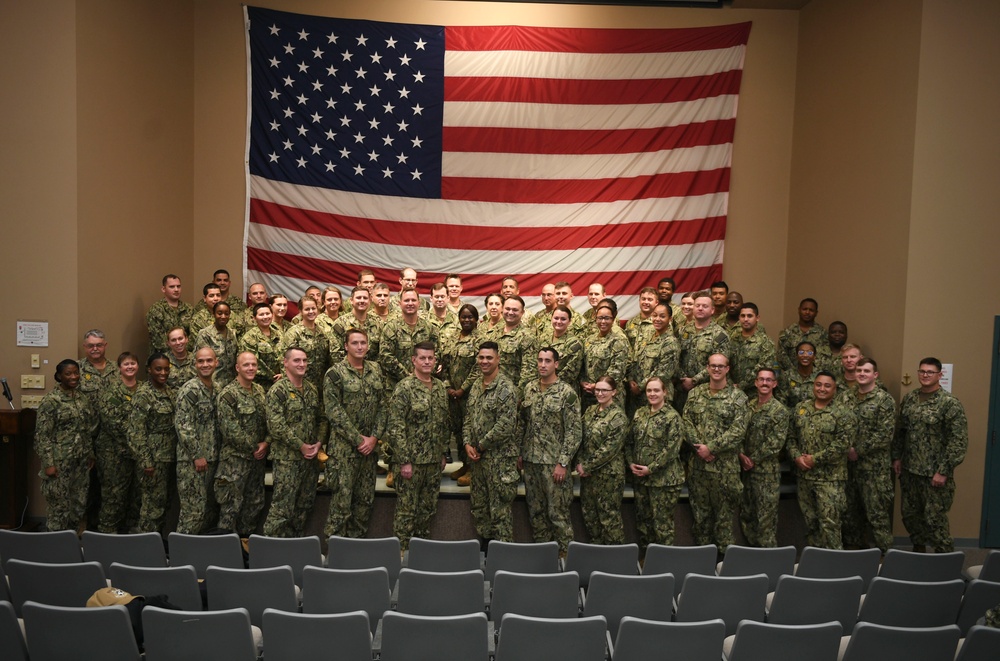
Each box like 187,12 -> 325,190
84,343 -> 106,349
798,350 -> 815,356
595,316 -> 613,322
708,364 -> 727,370
917,370 -> 940,376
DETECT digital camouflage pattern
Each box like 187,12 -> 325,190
174,377 -> 220,534
95,378 -> 139,533
35,387 -> 97,531
628,404 -> 687,548
729,329 -> 777,398
194,325 -> 238,386
377,316 -> 439,388
578,403 -> 628,545
740,396 -> 788,547
127,381 -> 177,533
628,330 -> 680,405
146,298 -> 193,354
842,386 -> 895,552
677,322 -> 731,387
280,324 -> 330,394
777,322 -> 828,372
239,325 -> 283,390
215,378 -> 269,535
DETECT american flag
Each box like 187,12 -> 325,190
244,6 -> 750,316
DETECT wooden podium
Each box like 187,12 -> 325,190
0,408 -> 34,529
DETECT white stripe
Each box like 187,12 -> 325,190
445,45 -> 746,80
247,222 -> 723,275
442,143 -> 732,180
443,95 -> 737,131
251,175 -> 729,227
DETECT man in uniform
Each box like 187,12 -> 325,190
521,347 -> 582,554
215,351 -> 269,536
213,268 -> 248,335
892,357 -> 968,553
787,371 -> 854,549
147,274 -> 193,353
264,347 -> 324,537
388,342 -> 451,549
190,283 -> 224,335
463,341 -> 519,546
174,347 -> 221,534
378,287 -> 439,388
677,291 -> 731,409
553,281 -> 586,336
531,283 -> 558,335
445,273 -> 464,315
709,281 -> 729,323
78,329 -> 116,397
722,291 -> 744,336
683,353 -> 749,553
194,301 -> 238,386
817,321 -> 848,376
495,295 -> 538,397
842,357 -> 896,553
427,282 -> 460,338
499,277 -> 534,327
739,367 -> 788,547
730,302 -> 777,399
582,282 -> 606,330
624,287 -> 659,348
371,282 -> 394,323
778,298 -> 828,372
324,329 -> 387,539
330,286 -> 383,364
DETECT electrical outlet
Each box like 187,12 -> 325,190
21,395 -> 44,408
20,375 -> 45,389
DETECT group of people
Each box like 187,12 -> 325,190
33,269 -> 968,559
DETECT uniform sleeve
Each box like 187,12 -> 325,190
216,389 -> 240,448
475,381 -> 519,454
785,410 -> 803,461
939,397 -> 969,476
517,334 -> 539,397
705,391 -> 750,455
812,408 -> 854,466
557,389 -> 583,467
266,387 -> 298,452
173,386 -> 200,459
323,367 -> 363,449
855,393 -> 896,458
33,395 -> 58,468
648,411 -> 686,474
891,393 -> 910,462
127,390 -> 152,468
691,330 -> 731,387
378,326 -> 409,384
752,404 -> 789,463
580,407 -> 628,472
386,381 -> 412,463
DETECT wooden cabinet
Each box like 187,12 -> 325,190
0,409 -> 34,528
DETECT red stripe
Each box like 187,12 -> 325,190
250,199 -> 726,251
443,120 -> 735,155
445,23 -> 752,54
248,247 -> 722,297
442,168 -> 730,204
444,70 -> 743,105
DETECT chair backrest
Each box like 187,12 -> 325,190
485,540 -> 560,583
300,566 -> 390,633
406,537 -> 482,572
167,532 -> 244,579
675,573 -> 769,636
142,605 -> 258,661
612,617 -> 726,661
0,600 -> 28,661
22,601 -> 141,661
964,549 -> 1000,582
0,530 -> 82,571
956,579 -> 1000,635
878,549 -> 965,583
727,620 -> 842,661
564,542 -> 639,588
327,535 -> 402,587
81,531 -> 167,573
583,572 -> 674,643
767,575 -> 864,630
490,570 -> 581,623
5,559 -> 107,617
495,613 -> 608,661
396,568 -> 486,616
206,565 -> 298,628
248,534 -> 322,586
719,545 -> 796,592
262,608 -> 372,661
842,622 -> 961,661
380,611 -> 489,661
641,544 -> 717,597
795,546 -> 882,590
858,577 -> 966,628
109,562 -> 203,611
956,624 -> 1000,661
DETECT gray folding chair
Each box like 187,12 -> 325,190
327,535 -> 402,587
795,546 -> 881,590
767,575 -> 863,631
841,622 -> 961,661
406,537 -> 482,572
956,624 -> 1000,661
490,570 -> 580,624
565,541 -> 639,589
0,600 -> 28,661
262,608 -> 372,661
301,566 -> 390,634
963,549 -> 1000,582
206,565 -> 297,628
641,544 -> 717,598
675,573 -> 769,636
396,568 -> 486,616
485,540 -> 560,583
583,572 -> 674,643
109,562 -> 203,611
380,611 -> 489,661
248,534 -> 323,587
495,613 -> 608,661
878,549 -> 965,583
167,532 -> 243,579
858,577 -> 965,628
0,530 -> 82,571
142,605 -> 258,661
956,579 -> 1000,635
5,559 -> 107,617
22,600 -> 141,661
718,545 -> 796,592
727,620 -> 842,661
612,617 -> 725,661
81,530 -> 167,572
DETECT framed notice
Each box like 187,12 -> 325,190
16,321 -> 49,347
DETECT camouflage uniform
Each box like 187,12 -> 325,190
892,387 -> 968,553
740,396 -> 789,547
224,294 -> 249,338
315,312 -> 340,340
788,399 -> 855,549
127,382 -> 177,533
628,330 -> 680,408
676,321 -> 731,409
628,404 -> 687,549
194,325 -> 238,387
35,387 -> 97,531
388,375 -> 451,549
578,403 -> 628,545
520,379 -> 582,552
777,323 -> 828,373
841,386 -> 896,552
730,329 -> 777,399
683,383 -> 750,552
95,378 -> 139,533
534,329 -> 585,393
986,604 -> 1000,629
236,326 -> 280,390
280,324 -> 330,394
77,359 -> 116,398
426,309 -> 460,342
328,312 -> 383,365
441,330 -> 480,463
166,353 -> 196,390
146,298 -> 193,354
530,309 -> 554,337
263,377 -> 324,537
189,303 -> 215,338
378,317 -> 439,389
215,378 -> 269,535
781,368 -> 818,409
582,330 -> 630,408
464,372 -> 520,542
323,358 -> 387,539
495,323 -> 539,397
817,347 -> 844,381
174,377 -> 220,534
624,314 -> 655,349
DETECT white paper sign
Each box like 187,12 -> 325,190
16,321 -> 49,347
940,363 -> 953,393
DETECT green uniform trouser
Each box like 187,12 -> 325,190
215,456 -> 266,536
264,459 -> 320,538
176,460 -> 218,534
393,462 -> 441,550
900,471 -> 956,552
740,469 -> 780,548
633,481 -> 682,551
580,465 -> 625,545
797,478 -> 846,549
688,467 -> 741,552
96,446 -> 137,534
324,449 -> 377,540
842,464 -> 894,553
135,461 -> 174,534
41,460 -> 90,532
469,454 -> 518,543
523,462 -> 575,553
